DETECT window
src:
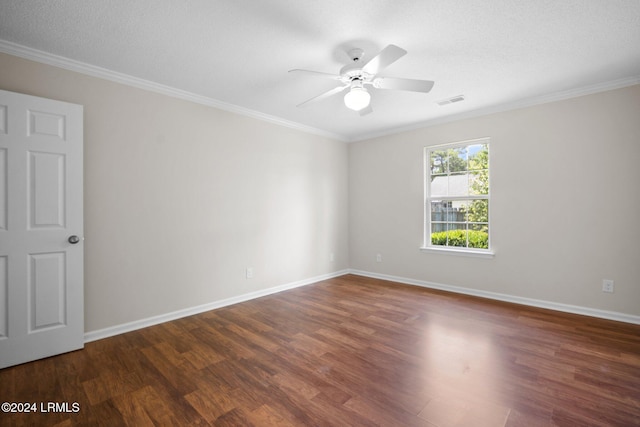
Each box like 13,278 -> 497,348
423,138 -> 491,255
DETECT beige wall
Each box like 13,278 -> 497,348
350,85 -> 640,316
0,53 -> 349,332
2,50 -> 638,332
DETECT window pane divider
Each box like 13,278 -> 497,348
427,195 -> 489,200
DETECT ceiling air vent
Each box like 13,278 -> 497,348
437,95 -> 465,106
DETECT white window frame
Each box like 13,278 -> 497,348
421,137 -> 494,258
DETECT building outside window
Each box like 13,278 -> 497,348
424,138 -> 490,253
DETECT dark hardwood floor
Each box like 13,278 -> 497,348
1,274 -> 639,426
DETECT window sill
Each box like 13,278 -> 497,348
419,246 -> 495,259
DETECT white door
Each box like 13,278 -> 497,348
0,89 -> 84,369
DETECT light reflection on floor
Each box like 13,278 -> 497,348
417,318 -> 512,427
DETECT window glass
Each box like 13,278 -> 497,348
425,140 -> 490,251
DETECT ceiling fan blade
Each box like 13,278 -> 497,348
358,105 -> 373,116
288,69 -> 342,80
296,84 -> 349,108
374,77 -> 434,93
361,44 -> 407,75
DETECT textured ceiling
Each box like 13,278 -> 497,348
1,0 -> 639,141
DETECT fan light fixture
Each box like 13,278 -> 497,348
344,84 -> 370,111
290,44 -> 434,115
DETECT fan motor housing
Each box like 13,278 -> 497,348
340,66 -> 373,83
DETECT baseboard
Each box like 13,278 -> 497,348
349,269 -> 640,325
84,269 -> 350,343
84,267 -> 638,343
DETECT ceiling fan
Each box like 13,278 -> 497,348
289,44 -> 434,115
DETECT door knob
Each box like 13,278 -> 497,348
68,235 -> 80,244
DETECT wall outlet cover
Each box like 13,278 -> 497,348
602,279 -> 614,293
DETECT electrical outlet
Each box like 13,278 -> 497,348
246,267 -> 254,279
376,253 -> 382,262
602,279 -> 614,293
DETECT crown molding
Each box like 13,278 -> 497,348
2,39 -> 637,144
350,75 -> 640,142
0,39 -> 348,142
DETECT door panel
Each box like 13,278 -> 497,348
0,89 -> 83,369
0,256 -> 6,338
29,151 -> 66,229
29,252 -> 66,331
0,147 -> 6,230
28,110 -> 67,140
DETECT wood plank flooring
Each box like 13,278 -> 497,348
1,274 -> 639,426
